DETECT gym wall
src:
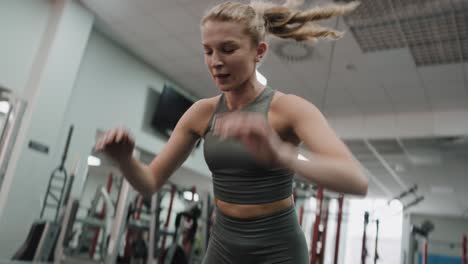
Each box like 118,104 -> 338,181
0,0 -> 210,258
0,0 -> 51,94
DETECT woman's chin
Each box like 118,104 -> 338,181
215,83 -> 234,92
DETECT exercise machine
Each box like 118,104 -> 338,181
12,126 -> 75,262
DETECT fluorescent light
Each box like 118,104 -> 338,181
0,101 -> 10,114
394,164 -> 405,172
183,191 -> 192,200
408,151 -> 442,165
183,191 -> 199,202
389,199 -> 403,212
256,70 -> 267,86
88,155 -> 101,166
298,154 -> 309,161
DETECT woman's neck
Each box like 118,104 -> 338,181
224,79 -> 265,111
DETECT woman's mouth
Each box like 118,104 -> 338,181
214,73 -> 230,81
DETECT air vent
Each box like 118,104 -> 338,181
272,39 -> 315,62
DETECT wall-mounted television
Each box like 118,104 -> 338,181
151,85 -> 194,138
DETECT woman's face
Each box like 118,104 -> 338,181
201,20 -> 266,92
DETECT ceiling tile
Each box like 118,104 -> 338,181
419,63 -> 468,109
395,102 -> 430,113
323,104 -> 361,117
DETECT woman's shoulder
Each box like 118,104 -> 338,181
192,95 -> 222,114
270,91 -> 319,114
185,95 -> 222,136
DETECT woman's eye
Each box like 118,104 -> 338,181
223,47 -> 235,53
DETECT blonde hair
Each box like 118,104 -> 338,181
201,0 -> 359,45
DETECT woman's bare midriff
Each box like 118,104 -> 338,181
215,196 -> 293,219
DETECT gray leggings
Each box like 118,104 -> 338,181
202,205 -> 309,264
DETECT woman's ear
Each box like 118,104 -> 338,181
256,41 -> 268,62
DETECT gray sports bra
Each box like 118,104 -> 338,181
203,87 -> 294,204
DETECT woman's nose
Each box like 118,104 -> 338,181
211,53 -> 224,68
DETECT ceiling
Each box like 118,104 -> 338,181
79,0 -> 468,117
79,0 -> 468,218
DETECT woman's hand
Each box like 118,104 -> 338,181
95,127 -> 135,165
213,112 -> 296,167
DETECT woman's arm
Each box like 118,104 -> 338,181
277,94 -> 368,195
98,99 -> 212,196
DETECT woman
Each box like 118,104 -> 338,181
95,1 -> 367,263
